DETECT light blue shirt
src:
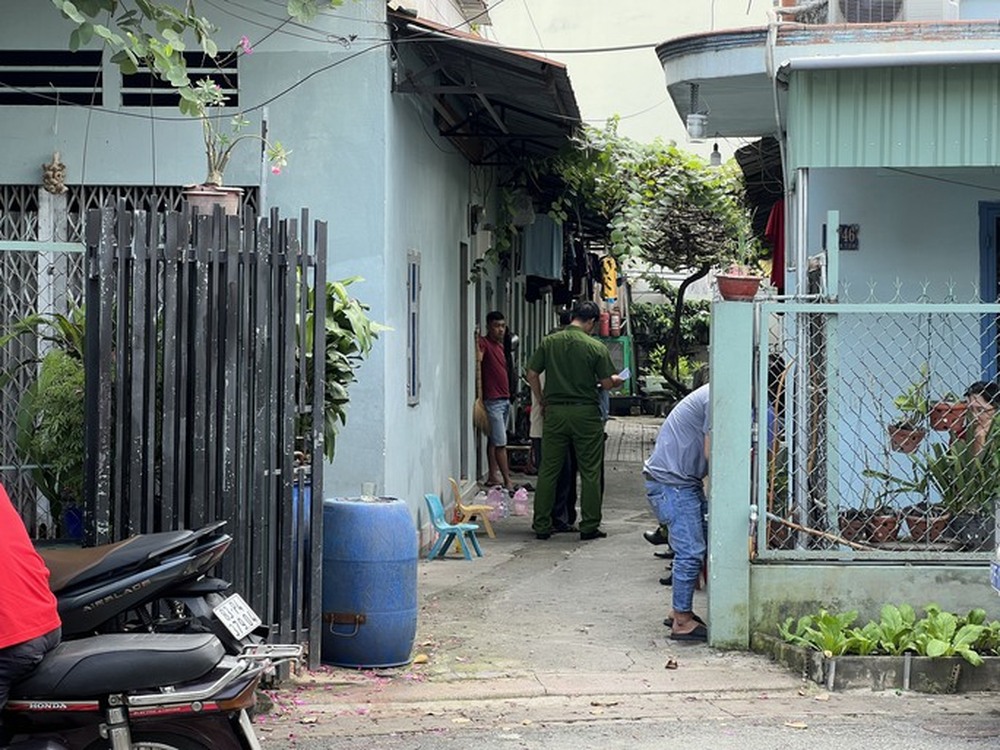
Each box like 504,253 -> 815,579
643,384 -> 710,488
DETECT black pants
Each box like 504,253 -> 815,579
0,627 -> 61,710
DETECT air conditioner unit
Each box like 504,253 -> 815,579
833,0 -> 903,22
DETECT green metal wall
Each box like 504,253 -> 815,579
788,66 -> 1000,169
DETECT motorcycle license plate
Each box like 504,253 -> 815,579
214,593 -> 262,640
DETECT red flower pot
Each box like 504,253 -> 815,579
887,424 -> 926,453
716,274 -> 763,302
929,402 -> 966,431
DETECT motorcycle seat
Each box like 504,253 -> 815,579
12,633 -> 225,699
41,529 -> 196,592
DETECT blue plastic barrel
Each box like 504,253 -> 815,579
321,497 -> 417,668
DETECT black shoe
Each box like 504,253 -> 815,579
580,529 -> 607,540
643,528 -> 670,546
653,549 -> 676,560
535,532 -> 551,540
659,575 -> 672,586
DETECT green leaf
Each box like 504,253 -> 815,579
924,639 -> 948,658
56,0 -> 87,24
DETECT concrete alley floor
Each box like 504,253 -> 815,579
260,416 -> 1000,749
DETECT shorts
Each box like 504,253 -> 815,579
484,398 -> 510,446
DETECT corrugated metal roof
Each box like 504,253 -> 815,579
389,12 -> 580,165
789,65 -> 1000,169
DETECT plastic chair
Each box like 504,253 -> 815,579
449,477 -> 496,538
424,493 -> 483,560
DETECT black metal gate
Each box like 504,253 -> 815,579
83,202 -> 326,661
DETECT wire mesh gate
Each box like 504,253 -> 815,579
83,201 -> 326,659
757,300 -> 1000,559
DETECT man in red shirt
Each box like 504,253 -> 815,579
478,311 -> 513,490
0,482 -> 61,710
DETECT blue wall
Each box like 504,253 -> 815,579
0,1 -> 488,521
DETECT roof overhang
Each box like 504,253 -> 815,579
656,21 -> 1000,140
389,11 -> 581,165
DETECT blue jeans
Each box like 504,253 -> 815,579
484,399 -> 510,446
645,480 -> 706,614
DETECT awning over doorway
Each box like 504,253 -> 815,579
389,12 -> 581,165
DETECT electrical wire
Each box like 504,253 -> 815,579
4,0 -> 616,128
520,0 -> 545,51
886,167 -> 1000,194
201,0 -> 331,44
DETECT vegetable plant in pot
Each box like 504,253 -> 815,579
887,364 -> 929,453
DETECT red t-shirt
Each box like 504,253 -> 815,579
0,484 -> 61,649
478,336 -> 509,400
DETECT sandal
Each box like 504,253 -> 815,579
663,613 -> 706,628
669,622 -> 708,641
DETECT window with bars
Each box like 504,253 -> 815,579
407,251 -> 421,406
0,50 -> 103,106
121,51 -> 238,108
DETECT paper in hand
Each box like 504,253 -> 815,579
617,367 -> 631,381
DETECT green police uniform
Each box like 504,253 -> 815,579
526,325 -> 616,535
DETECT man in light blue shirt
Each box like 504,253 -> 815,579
643,384 -> 710,641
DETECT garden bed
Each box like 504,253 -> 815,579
752,632 -> 1000,692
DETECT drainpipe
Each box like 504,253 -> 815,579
793,167 -> 809,543
776,50 -> 1000,80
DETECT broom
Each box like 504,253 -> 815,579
473,335 -> 489,432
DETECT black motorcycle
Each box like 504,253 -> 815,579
39,523 -> 263,654
3,631 -> 302,749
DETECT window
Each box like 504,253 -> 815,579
0,50 -> 103,106
121,51 -> 238,108
407,251 -> 421,405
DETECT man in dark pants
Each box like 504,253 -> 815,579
0,482 -> 62,714
526,301 -> 622,541
530,310 -> 580,532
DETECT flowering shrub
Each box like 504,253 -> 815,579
179,77 -> 289,186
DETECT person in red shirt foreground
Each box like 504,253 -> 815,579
0,481 -> 61,712
478,311 -> 514,490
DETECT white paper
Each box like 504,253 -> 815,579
617,367 -> 631,381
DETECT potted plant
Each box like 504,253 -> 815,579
868,506 -> 901,543
838,507 -> 871,542
179,78 -> 289,215
929,392 -> 967,432
902,501 -> 951,544
871,425 -> 1000,551
922,427 -> 1000,551
0,307 -> 87,539
716,232 -> 766,301
297,277 -> 386,462
887,364 -> 930,453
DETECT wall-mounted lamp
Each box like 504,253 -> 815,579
709,142 -> 722,167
